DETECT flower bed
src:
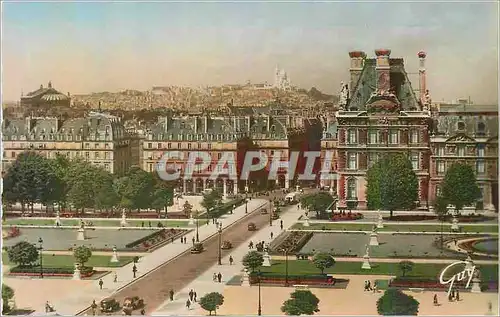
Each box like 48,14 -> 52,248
126,228 -> 186,251
383,214 -> 496,222
2,227 -> 21,240
331,212 -> 363,221
249,273 -> 334,286
9,265 -> 94,277
270,232 -> 313,255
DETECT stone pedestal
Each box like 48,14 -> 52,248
303,214 -> 310,227
471,277 -> 482,293
55,211 -> 61,226
361,254 -> 371,270
377,212 -> 384,229
465,255 -> 474,270
262,252 -> 271,267
241,269 -> 251,287
189,214 -> 195,225
72,264 -> 81,280
451,216 -> 459,231
120,210 -> 128,227
76,228 -> 86,241
110,247 -> 119,263
369,232 -> 379,246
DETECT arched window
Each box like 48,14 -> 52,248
477,122 -> 486,135
347,177 -> 357,200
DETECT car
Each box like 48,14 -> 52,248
191,242 -> 204,254
271,213 -> 279,220
221,240 -> 232,250
123,296 -> 144,312
260,208 -> 268,214
247,223 -> 257,231
100,298 -> 120,313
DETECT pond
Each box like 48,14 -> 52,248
473,238 -> 499,254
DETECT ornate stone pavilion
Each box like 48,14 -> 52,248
336,49 -> 432,210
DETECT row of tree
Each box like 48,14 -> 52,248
3,152 -> 174,214
366,154 -> 481,216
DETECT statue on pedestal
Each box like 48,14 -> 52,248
339,81 -> 349,109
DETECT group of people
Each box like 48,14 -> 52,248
363,280 -> 377,292
212,272 -> 223,283
185,289 -> 198,310
447,288 -> 460,302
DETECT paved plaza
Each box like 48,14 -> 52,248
3,228 -> 155,251
300,233 -> 464,258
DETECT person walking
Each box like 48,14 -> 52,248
433,294 -> 438,306
192,237 -> 195,245
186,299 -> 191,310
140,308 -> 146,315
169,289 -> 174,301
113,272 -> 118,283
229,255 -> 234,265
217,272 -> 222,283
99,279 -> 103,290
280,220 -> 283,230
194,291 -> 197,302
270,232 -> 274,239
133,264 -> 137,278
248,241 -> 254,249
189,289 -> 194,302
456,289 -> 460,301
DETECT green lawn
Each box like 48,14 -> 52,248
259,260 -> 499,281
2,252 -> 135,268
292,223 -> 499,233
3,218 -> 191,228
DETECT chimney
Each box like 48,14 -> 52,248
418,51 -> 427,105
375,49 -> 391,92
348,51 -> 366,94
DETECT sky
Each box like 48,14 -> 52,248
1,1 -> 498,104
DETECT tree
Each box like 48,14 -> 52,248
93,168 -> 119,211
3,152 -> 60,212
49,154 -> 71,211
201,189 -> 222,218
115,167 -> 155,211
281,290 -> 320,315
2,284 -> 14,314
73,245 -> 92,267
398,261 -> 414,277
366,161 -> 383,210
377,154 -> 418,218
433,194 -> 449,221
66,160 -> 99,212
182,201 -> 193,218
242,251 -> 264,272
312,252 -> 335,274
441,162 -> 481,213
377,288 -> 419,315
7,241 -> 38,266
199,292 -> 224,316
300,192 -> 334,219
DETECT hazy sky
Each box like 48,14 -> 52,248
2,1 -> 498,104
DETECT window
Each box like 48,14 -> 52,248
168,143 -> 172,149
476,160 -> 485,174
368,153 -> 378,168
177,143 -> 181,149
477,122 -> 486,135
188,143 -> 192,150
437,146 -> 445,156
347,129 -> 357,144
197,143 -> 201,149
104,163 -> 110,171
458,146 -> 465,157
436,185 -> 441,196
147,143 -> 152,149
410,130 -> 419,144
11,152 -> 15,158
347,178 -> 357,200
457,121 -> 466,130
85,152 -> 90,159
368,130 -> 378,144
217,153 -> 222,159
477,145 -> 485,157
208,144 -> 212,150
410,152 -> 419,170
348,153 -> 357,169
94,143 -> 99,149
158,143 -> 162,149
94,152 -> 99,159
437,161 -> 445,174
389,130 -> 399,144
148,163 -> 153,172
85,143 -> 90,149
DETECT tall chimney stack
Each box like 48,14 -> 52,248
348,51 -> 366,95
375,49 -> 391,92
418,51 -> 427,106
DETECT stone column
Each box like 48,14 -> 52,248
183,179 -> 187,194
233,181 -> 238,194
484,184 -> 495,211
223,181 -> 227,199
285,173 -> 290,189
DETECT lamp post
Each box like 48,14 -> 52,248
217,222 -> 222,265
38,237 -> 44,279
196,211 -> 200,242
269,199 -> 272,226
284,249 -> 289,286
257,270 -> 262,316
245,193 -> 248,214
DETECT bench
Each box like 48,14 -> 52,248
293,284 -> 309,289
409,288 -> 424,293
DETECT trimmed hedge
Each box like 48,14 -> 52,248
126,229 -> 167,248
201,198 -> 245,219
10,265 -> 94,275
249,272 -> 334,285
390,277 -> 498,291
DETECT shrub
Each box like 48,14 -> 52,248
10,265 -> 94,275
7,241 -> 39,266
377,288 -> 419,315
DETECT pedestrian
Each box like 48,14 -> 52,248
113,272 -> 118,283
217,272 -> 222,283
140,308 -> 145,315
213,218 -> 216,224
229,255 -> 234,265
99,279 -> 103,289
189,289 -> 194,301
169,289 -> 174,301
451,289 -> 455,301
186,299 -> 191,310
206,219 -> 209,225
249,241 -> 253,249
213,273 -> 217,282
372,281 -> 377,293
194,291 -> 197,302
433,294 -> 438,306
363,280 -> 368,291
280,220 -> 283,230
456,289 -> 460,301
141,221 -> 144,227
192,237 -> 195,245
488,301 -> 492,314
171,237 -> 174,244
148,221 -> 152,227
133,264 -> 137,278
367,280 -> 372,291
448,292 -> 453,302
270,232 -> 274,239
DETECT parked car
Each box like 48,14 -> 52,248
248,223 -> 257,231
260,208 -> 268,214
122,296 -> 144,314
100,298 -> 120,313
191,243 -> 204,254
221,240 -> 232,250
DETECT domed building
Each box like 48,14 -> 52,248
20,81 -> 71,109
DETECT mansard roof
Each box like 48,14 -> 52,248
347,58 -> 420,111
